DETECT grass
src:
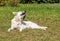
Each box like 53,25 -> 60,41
0,4 -> 60,41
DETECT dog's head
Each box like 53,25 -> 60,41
13,11 -> 26,19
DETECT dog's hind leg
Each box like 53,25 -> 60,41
28,21 -> 47,30
37,26 -> 47,30
30,24 -> 47,30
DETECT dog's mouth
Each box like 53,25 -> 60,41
21,11 -> 26,16
21,12 -> 25,16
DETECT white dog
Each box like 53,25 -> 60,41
8,11 -> 47,32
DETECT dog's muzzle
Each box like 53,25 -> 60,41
21,13 -> 25,16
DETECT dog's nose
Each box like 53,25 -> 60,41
21,11 -> 26,15
23,11 -> 26,13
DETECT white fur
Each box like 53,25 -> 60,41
8,11 -> 47,32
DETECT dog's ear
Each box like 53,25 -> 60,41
13,12 -> 17,15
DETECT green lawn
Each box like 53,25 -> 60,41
0,4 -> 60,41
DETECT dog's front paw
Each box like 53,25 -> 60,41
19,29 -> 23,32
8,29 -> 11,32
